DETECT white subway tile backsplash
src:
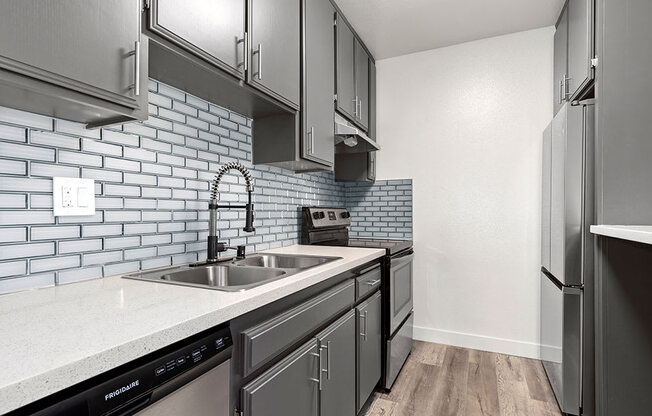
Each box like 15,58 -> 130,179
0,227 -> 27,244
0,107 -> 52,130
0,80 -> 412,294
0,124 -> 27,142
1,242 -> 55,260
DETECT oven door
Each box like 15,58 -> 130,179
389,250 -> 414,335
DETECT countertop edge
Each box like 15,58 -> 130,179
590,225 -> 652,245
0,246 -> 385,414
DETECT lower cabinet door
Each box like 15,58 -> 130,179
242,340 -> 319,416
357,291 -> 382,412
318,310 -> 356,416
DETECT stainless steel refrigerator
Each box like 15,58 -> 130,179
540,101 -> 595,416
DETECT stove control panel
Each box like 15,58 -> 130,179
303,207 -> 351,229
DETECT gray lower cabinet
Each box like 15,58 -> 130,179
554,3 -> 570,115
354,39 -> 369,130
146,0 -> 245,79
242,339 -> 319,416
318,311 -> 356,416
302,0 -> 336,167
0,0 -> 148,127
357,291 -> 382,412
336,14 -> 357,121
248,0 -> 300,109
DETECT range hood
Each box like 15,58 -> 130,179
334,113 -> 380,154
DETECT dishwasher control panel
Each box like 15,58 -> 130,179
87,325 -> 232,415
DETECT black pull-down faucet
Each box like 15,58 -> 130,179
206,162 -> 255,262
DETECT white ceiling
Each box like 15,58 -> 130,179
334,0 -> 565,60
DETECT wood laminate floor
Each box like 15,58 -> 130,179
363,341 -> 562,416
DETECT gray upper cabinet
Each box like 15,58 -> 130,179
147,0 -> 245,79
242,339 -> 319,416
567,0 -> 595,100
336,14 -> 373,131
368,59 -> 377,141
248,0 -> 300,109
554,0 -> 595,114
336,15 -> 357,121
0,0 -> 148,127
354,39 -> 369,130
302,0 -> 336,167
357,291 -> 382,412
554,4 -> 569,115
318,311 -> 356,416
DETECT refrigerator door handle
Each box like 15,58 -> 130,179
541,267 -> 564,291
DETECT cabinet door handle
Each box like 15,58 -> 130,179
128,41 -> 141,96
308,126 -> 315,155
353,97 -> 358,117
321,341 -> 331,381
253,43 -> 263,80
308,346 -> 323,390
360,310 -> 368,340
358,98 -> 362,120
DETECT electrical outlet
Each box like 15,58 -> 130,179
53,177 -> 96,217
62,186 -> 73,208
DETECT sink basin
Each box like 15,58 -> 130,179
123,264 -> 287,292
233,254 -> 341,270
122,253 -> 342,291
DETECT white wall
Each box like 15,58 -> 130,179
376,27 -> 554,358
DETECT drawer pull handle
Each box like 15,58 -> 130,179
365,279 -> 381,287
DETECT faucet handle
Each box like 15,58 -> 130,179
236,245 -> 246,259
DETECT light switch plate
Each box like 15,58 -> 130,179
53,177 -> 96,217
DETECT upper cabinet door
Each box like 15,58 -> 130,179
554,5 -> 569,115
567,0 -> 594,100
336,16 -> 356,121
368,59 -> 377,141
248,0 -> 300,109
0,0 -> 142,109
302,0 -> 335,166
354,39 -> 369,130
148,0 -> 246,79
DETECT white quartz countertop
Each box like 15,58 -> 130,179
590,225 -> 652,245
0,245 -> 384,414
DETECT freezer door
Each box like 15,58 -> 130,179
540,271 -> 581,415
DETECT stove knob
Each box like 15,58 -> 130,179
313,211 -> 325,220
341,211 -> 350,219
318,211 -> 325,219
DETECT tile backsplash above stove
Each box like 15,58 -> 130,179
0,79 -> 412,294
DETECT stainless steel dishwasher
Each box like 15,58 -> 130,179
17,324 -> 232,416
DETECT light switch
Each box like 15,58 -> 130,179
53,177 -> 96,217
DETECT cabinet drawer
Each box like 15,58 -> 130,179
356,266 -> 381,300
242,280 -> 355,376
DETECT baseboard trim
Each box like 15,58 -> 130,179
413,325 -> 543,359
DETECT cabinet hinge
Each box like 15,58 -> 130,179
333,93 -> 338,102
143,0 -> 150,10
234,410 -> 244,416
591,56 -> 598,68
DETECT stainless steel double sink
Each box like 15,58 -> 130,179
122,254 -> 342,291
